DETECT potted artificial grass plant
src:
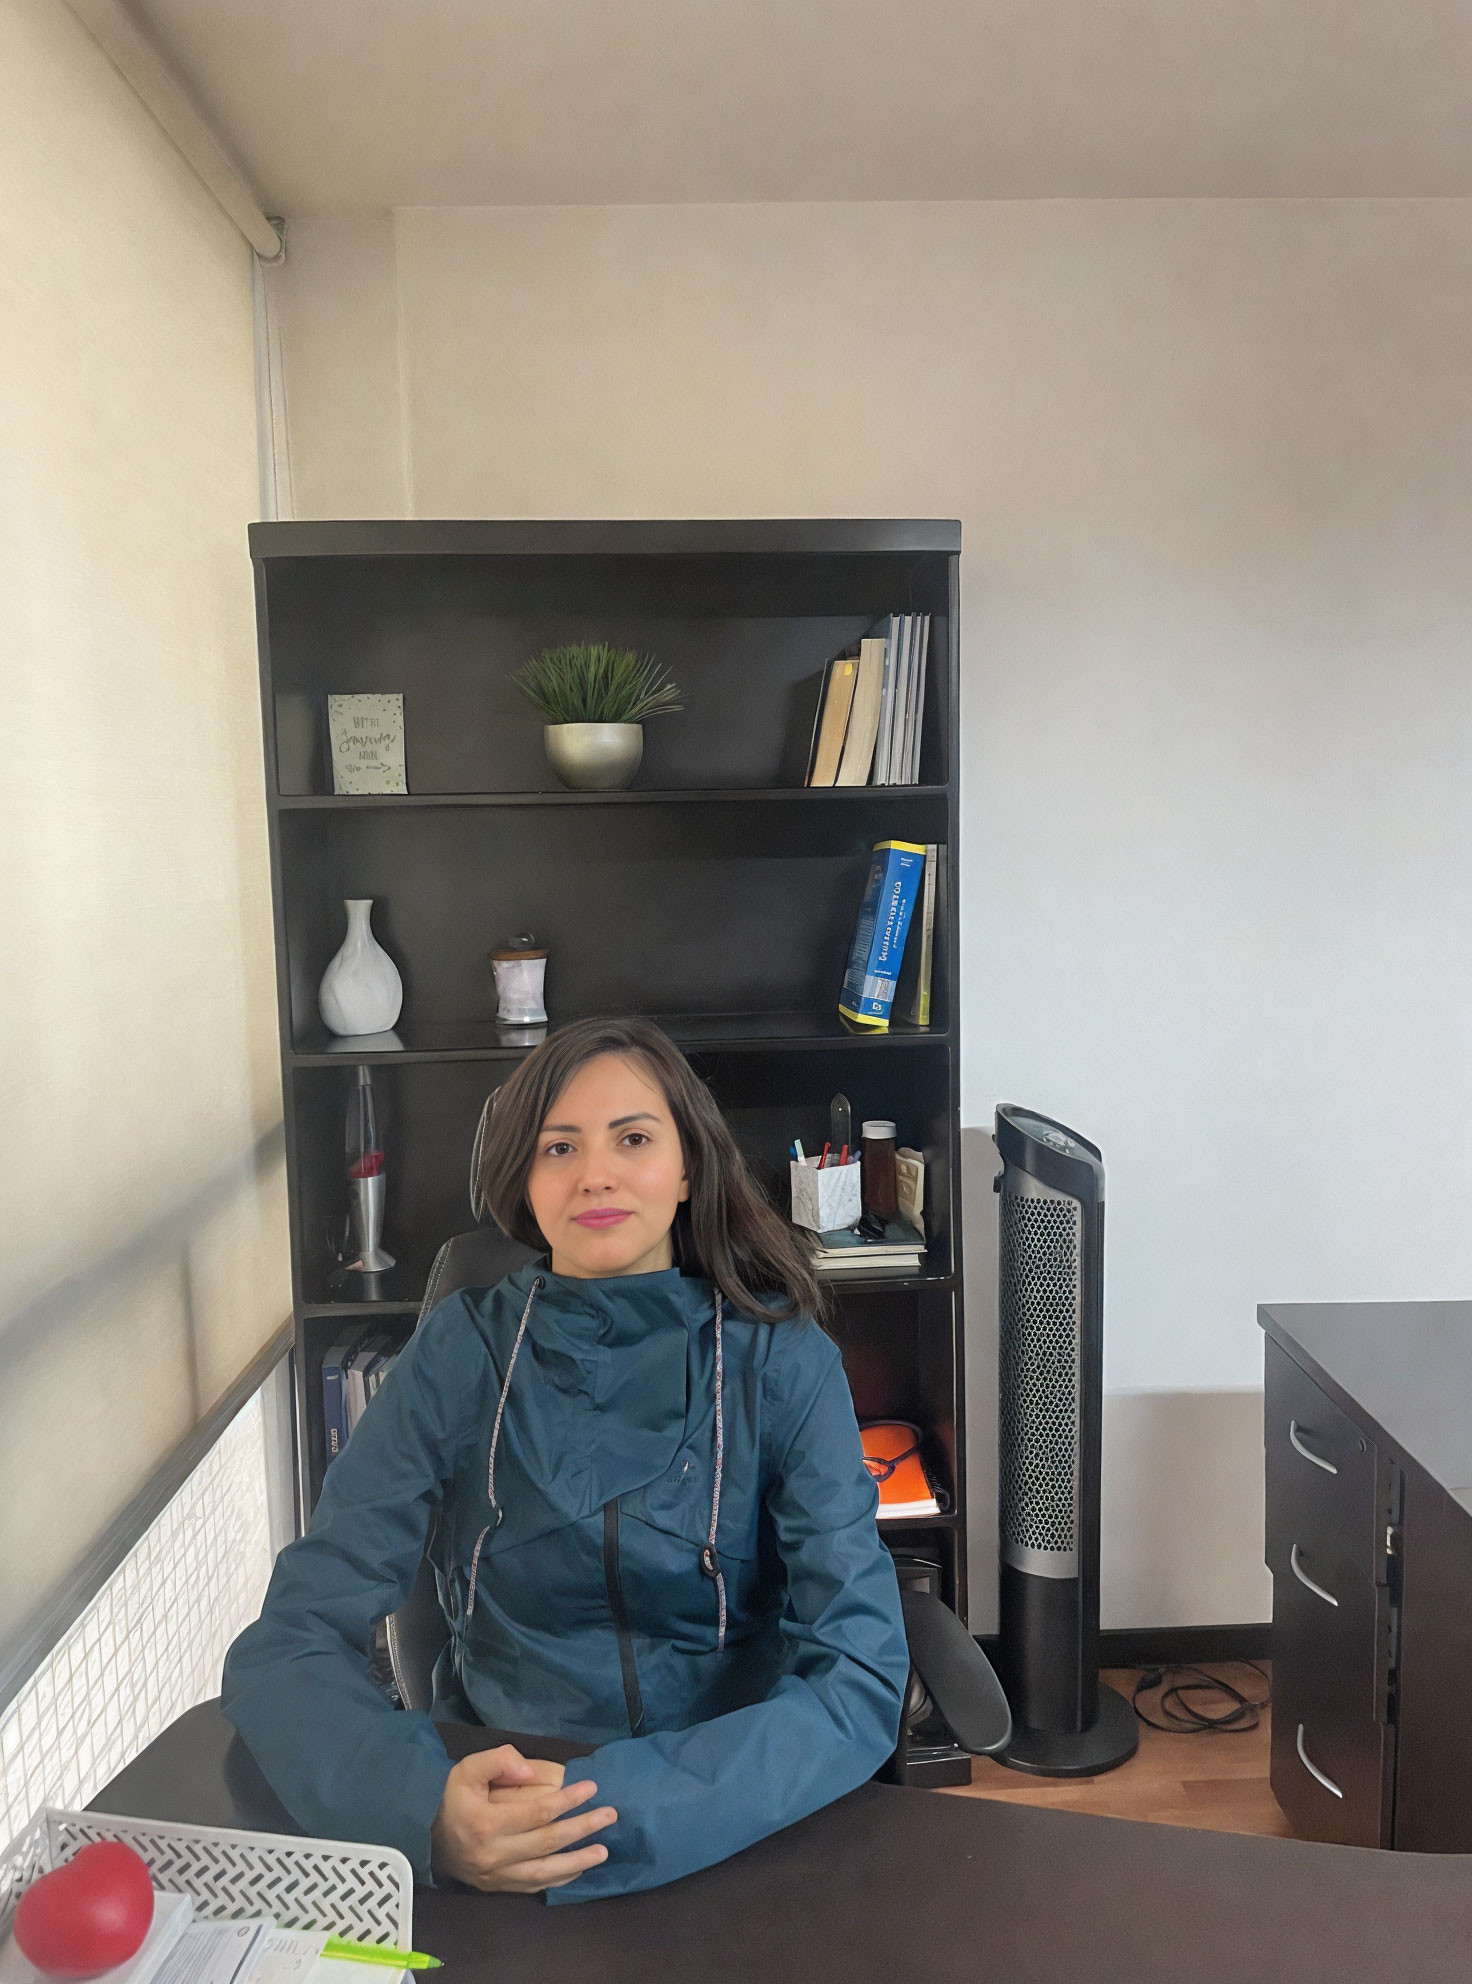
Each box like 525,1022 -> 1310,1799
511,643 -> 682,790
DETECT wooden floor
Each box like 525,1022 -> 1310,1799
944,1666 -> 1292,1839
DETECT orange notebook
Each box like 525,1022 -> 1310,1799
861,1421 -> 946,1520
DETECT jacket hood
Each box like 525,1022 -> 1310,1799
506,1256 -> 716,1354
469,1260 -> 719,1551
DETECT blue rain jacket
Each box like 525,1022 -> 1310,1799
221,1262 -> 909,1903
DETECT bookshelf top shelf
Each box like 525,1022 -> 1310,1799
251,518 -> 963,562
276,785 -> 951,811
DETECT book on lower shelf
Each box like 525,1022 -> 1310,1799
861,1420 -> 951,1520
320,1336 -> 355,1462
838,839 -> 927,1031
807,1214 -> 925,1276
893,843 -> 939,1029
321,1324 -> 406,1459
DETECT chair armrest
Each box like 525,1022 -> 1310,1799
900,1589 -> 1012,1756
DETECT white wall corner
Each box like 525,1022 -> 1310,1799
260,215 -> 408,520
1100,1388 -> 1271,1629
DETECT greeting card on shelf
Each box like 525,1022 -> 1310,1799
327,695 -> 407,795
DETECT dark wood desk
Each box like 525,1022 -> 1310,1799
92,1701 -> 1472,1983
1260,1300 -> 1472,1850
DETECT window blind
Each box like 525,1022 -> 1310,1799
0,0 -> 288,1681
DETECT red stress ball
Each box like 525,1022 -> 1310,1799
14,1843 -> 155,1978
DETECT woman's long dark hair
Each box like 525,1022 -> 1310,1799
475,1017 -> 823,1322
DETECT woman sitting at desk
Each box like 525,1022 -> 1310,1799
222,1017 -> 909,1904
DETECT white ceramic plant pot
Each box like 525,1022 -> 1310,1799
544,722 -> 643,791
319,898 -> 403,1036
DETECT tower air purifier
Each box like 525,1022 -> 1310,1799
993,1104 -> 1137,1775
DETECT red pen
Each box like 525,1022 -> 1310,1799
838,1144 -> 849,1167
818,1142 -> 832,1169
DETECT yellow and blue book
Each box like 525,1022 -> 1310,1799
838,839 -> 927,1030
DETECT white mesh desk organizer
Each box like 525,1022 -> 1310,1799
0,1811 -> 413,1947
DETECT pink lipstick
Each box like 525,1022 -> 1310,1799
573,1208 -> 632,1228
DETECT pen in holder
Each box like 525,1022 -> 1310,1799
790,1157 -> 862,1233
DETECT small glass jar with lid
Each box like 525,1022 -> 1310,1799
860,1119 -> 898,1218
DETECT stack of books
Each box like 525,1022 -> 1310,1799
321,1326 -> 405,1461
805,614 -> 931,789
807,1214 -> 925,1277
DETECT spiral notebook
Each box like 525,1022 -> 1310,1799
861,1422 -> 949,1520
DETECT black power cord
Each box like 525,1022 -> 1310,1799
1131,1660 -> 1271,1735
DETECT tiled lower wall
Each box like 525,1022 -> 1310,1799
0,1391 -> 276,1847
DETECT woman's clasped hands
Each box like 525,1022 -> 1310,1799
430,1745 -> 617,1893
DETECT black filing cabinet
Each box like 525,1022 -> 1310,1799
1261,1303 -> 1472,1852
1263,1338 -> 1399,1845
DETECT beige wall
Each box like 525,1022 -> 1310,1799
0,0 -> 286,1653
267,196 -> 1472,1627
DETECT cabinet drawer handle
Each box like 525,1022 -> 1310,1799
1289,1420 -> 1338,1475
1290,1543 -> 1339,1608
1296,1723 -> 1344,1800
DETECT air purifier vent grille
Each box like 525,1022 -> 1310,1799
998,1192 -> 1081,1558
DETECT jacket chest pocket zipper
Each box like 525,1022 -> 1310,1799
602,1501 -> 646,1738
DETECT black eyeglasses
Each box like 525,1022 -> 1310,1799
862,1422 -> 923,1485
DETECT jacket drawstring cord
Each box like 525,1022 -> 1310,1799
698,1295 -> 727,1653
466,1274 -> 543,1620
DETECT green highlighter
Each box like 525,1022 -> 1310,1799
322,1937 -> 443,1970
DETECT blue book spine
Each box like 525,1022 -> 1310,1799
321,1338 -> 354,1463
838,840 -> 927,1029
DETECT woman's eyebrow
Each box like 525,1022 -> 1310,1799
539,1110 -> 661,1134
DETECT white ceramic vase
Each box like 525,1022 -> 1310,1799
319,898 -> 403,1036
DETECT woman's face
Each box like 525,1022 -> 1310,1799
527,1051 -> 690,1280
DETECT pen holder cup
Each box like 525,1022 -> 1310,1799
790,1158 -> 862,1233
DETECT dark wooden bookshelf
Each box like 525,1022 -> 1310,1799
252,518 -> 967,1618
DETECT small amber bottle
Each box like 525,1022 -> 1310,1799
860,1119 -> 898,1218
